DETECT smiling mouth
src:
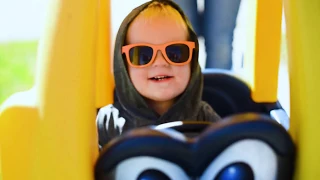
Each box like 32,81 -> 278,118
149,75 -> 173,81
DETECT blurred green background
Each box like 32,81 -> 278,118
0,41 -> 37,104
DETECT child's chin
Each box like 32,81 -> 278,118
147,92 -> 179,102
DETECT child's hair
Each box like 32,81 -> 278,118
133,1 -> 188,33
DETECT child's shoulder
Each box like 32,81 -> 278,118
97,104 -> 117,116
96,103 -> 126,132
96,103 -> 127,147
96,101 -> 123,114
96,103 -> 125,125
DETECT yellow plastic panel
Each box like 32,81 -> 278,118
0,0 -> 103,178
244,0 -> 282,103
0,149 -> 1,180
0,89 -> 38,180
95,0 -> 114,108
33,0 -> 99,179
0,147 -> 1,180
284,0 -> 320,179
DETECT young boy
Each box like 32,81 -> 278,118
96,0 -> 221,147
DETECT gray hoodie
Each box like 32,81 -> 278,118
96,0 -> 221,147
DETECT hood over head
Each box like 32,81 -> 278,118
113,0 -> 205,125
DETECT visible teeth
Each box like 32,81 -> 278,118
152,76 -> 170,80
155,76 -> 166,79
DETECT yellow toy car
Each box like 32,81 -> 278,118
0,0 -> 319,179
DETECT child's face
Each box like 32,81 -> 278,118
125,15 -> 191,103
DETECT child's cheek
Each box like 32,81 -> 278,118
128,66 -> 148,88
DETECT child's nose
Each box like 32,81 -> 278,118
152,50 -> 169,67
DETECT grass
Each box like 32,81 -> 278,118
0,41 -> 38,105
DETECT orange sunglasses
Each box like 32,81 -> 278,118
122,41 -> 195,68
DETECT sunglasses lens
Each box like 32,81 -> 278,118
165,44 -> 190,63
129,46 -> 153,66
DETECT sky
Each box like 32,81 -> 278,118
0,0 -> 150,42
0,0 -> 49,42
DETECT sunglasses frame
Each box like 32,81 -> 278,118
122,41 -> 195,68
